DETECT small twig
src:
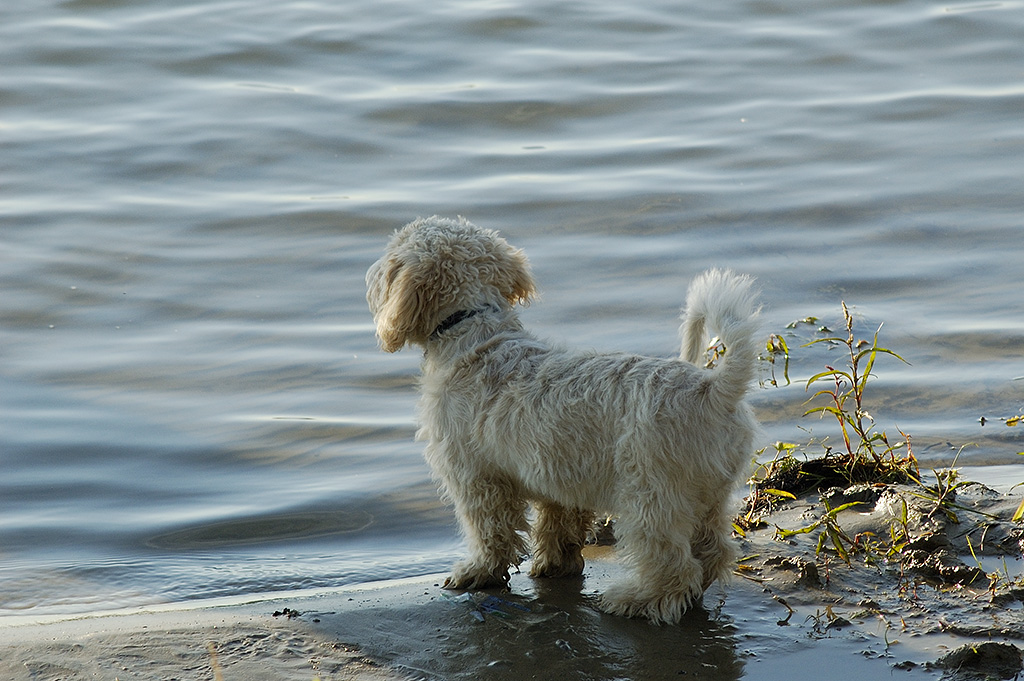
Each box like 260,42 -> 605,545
207,642 -> 225,681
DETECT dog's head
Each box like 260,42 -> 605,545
366,216 -> 536,352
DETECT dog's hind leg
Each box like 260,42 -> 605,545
529,501 -> 593,578
442,474 -> 530,590
600,499 -> 706,624
692,498 -> 738,590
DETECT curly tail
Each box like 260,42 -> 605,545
680,269 -> 761,408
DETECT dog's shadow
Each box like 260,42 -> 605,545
314,562 -> 744,681
438,565 -> 744,681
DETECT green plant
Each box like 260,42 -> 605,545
803,302 -> 913,469
904,447 -> 1000,524
761,333 -> 791,387
775,497 -> 862,564
744,304 -> 1024,603
741,303 -> 920,556
1013,484 -> 1024,523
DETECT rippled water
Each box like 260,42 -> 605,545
2,0 -> 1022,617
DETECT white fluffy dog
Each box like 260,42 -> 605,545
366,216 -> 760,624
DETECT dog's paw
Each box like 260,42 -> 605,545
529,551 -> 585,579
442,561 -> 510,591
599,582 -> 700,625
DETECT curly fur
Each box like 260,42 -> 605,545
366,216 -> 761,624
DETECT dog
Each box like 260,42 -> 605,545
366,216 -> 760,624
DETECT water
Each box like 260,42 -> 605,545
2,0 -> 1022,619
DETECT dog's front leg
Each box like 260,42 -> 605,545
529,501 -> 592,579
441,473 -> 530,590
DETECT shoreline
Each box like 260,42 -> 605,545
0,573 -> 445,632
0,553 -> 983,681
5,469 -> 1024,680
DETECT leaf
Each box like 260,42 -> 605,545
860,347 -> 878,381
828,526 -> 851,564
1012,496 -> 1024,523
965,534 -> 981,565
822,501 -> 864,520
766,334 -> 790,355
776,522 -> 820,539
805,368 -> 853,389
804,405 -> 840,418
802,336 -> 845,348
805,388 -> 841,402
763,489 -> 798,500
856,371 -> 873,394
853,345 -> 908,366
815,530 -> 829,556
1007,415 -> 1022,427
731,522 -> 747,537
785,316 -> 818,329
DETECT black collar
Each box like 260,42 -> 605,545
430,306 -> 495,340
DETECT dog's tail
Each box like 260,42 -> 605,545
680,269 -> 761,407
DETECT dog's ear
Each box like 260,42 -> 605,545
490,241 -> 536,307
368,255 -> 434,353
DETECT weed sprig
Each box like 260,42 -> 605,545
740,302 -> 921,560
803,302 -> 914,470
743,302 -> 1024,594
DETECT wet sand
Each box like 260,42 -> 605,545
4,482 -> 1023,681
0,566 -> 961,681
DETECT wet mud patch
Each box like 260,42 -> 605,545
933,642 -> 1024,680
10,466 -> 1022,681
276,466 -> 1024,680
732,459 -> 1024,679
298,562 -> 922,681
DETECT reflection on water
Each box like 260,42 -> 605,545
147,510 -> 374,549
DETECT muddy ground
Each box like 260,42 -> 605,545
287,475 -> 1024,680
3,475 -> 1022,681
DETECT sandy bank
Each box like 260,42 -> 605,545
4,479 -> 1023,680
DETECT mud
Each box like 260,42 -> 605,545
732,475 -> 1024,679
288,475 -> 1023,680
3,474 -> 1022,681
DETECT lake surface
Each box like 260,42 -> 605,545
2,0 -> 1022,620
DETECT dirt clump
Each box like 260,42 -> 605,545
931,642 -> 1023,680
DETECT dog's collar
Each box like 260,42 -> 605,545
430,306 -> 496,340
